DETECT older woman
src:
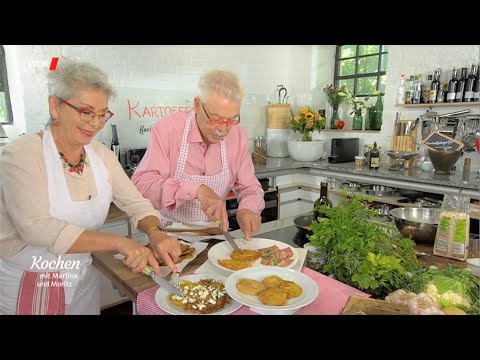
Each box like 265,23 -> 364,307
0,58 -> 180,315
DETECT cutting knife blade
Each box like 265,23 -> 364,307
149,272 -> 184,296
223,231 -> 240,251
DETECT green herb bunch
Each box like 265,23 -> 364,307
322,84 -> 347,109
308,192 -> 423,298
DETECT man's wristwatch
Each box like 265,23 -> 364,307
146,224 -> 164,237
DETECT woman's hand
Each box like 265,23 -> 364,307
116,237 -> 161,275
148,230 -> 182,273
197,184 -> 229,231
236,209 -> 261,240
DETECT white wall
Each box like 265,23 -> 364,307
5,44 -> 479,170
4,45 -> 319,147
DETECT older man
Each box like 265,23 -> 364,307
132,69 -> 265,240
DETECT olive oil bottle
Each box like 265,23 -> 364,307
313,181 -> 332,220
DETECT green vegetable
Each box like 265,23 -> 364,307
308,192 -> 422,298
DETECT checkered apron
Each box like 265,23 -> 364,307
160,111 -> 231,222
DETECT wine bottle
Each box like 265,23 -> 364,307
369,142 -> 380,170
446,68 -> 458,103
422,75 -> 432,104
464,64 -> 478,102
396,74 -> 406,105
429,69 -> 441,103
456,67 -> 468,102
313,181 -> 332,220
412,74 -> 423,104
111,123 -> 121,163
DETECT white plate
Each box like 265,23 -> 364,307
207,238 -> 299,273
154,273 -> 243,315
224,266 -> 319,315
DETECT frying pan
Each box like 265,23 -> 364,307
293,214 -> 314,239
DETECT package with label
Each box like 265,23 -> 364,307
433,194 -> 470,260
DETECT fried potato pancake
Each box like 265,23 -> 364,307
231,249 -> 261,262
236,278 -> 267,295
278,281 -> 303,298
258,288 -> 288,306
218,259 -> 252,271
262,275 -> 285,288
168,279 -> 231,314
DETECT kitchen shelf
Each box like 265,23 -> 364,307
322,129 -> 381,133
395,101 -> 480,108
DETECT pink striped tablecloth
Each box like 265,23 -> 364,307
136,267 -> 369,315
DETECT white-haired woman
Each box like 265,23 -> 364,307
0,58 -> 180,315
132,69 -> 265,243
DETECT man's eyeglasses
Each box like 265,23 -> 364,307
57,98 -> 114,124
200,101 -> 240,127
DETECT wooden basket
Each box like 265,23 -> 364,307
267,104 -> 292,129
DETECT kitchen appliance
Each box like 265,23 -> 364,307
126,147 -> 147,170
328,138 -> 359,163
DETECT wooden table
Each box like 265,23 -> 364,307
92,239 -> 222,303
415,243 -> 467,269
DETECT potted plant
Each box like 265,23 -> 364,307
288,106 -> 327,161
343,86 -> 369,130
323,84 -> 347,129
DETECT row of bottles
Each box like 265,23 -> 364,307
397,64 -> 480,105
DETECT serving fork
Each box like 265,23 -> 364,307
215,219 -> 247,250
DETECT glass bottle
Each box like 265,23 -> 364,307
429,68 -> 441,103
396,74 -> 406,105
464,64 -> 478,102
313,181 -> 332,220
446,68 -> 458,103
111,123 -> 121,163
369,142 -> 380,170
369,94 -> 383,131
456,67 -> 468,102
352,109 -> 363,130
412,74 -> 423,104
329,106 -> 340,129
422,75 -> 432,104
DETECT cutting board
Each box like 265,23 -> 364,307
341,295 -> 409,315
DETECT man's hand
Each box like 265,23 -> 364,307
148,231 -> 182,273
116,237 -> 162,276
197,184 -> 229,231
236,209 -> 261,240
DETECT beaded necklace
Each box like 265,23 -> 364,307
59,151 -> 88,175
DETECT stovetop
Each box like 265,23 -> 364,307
257,225 -> 306,248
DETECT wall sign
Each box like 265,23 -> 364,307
96,87 -> 196,149
422,131 -> 464,152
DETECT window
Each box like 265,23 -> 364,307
334,45 -> 388,97
0,46 -> 13,125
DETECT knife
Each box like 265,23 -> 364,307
142,267 -> 184,296
215,220 -> 240,251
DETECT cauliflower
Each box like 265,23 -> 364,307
440,290 -> 471,309
422,281 -> 471,311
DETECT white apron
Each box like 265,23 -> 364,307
0,129 -> 112,314
160,111 -> 231,222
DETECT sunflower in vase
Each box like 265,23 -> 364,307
290,106 -> 326,142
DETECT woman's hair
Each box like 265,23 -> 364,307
198,69 -> 244,102
46,57 -> 117,127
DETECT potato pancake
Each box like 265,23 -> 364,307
278,281 -> 303,298
218,259 -> 252,271
262,275 -> 284,288
236,278 -> 266,295
258,288 -> 288,306
231,249 -> 261,262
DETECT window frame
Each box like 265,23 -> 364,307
0,45 -> 14,125
334,45 -> 388,97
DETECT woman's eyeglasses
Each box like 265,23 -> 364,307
201,101 -> 240,127
57,98 -> 114,124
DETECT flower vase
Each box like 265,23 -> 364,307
352,111 -> 363,130
329,107 -> 340,129
302,131 -> 313,142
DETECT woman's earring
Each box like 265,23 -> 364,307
53,120 -> 60,126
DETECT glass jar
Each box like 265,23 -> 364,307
303,243 -> 327,271
352,110 -> 363,130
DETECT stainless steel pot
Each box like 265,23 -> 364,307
361,185 -> 396,196
389,207 -> 441,243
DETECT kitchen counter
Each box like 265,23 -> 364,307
92,215 -> 466,303
254,157 -> 480,199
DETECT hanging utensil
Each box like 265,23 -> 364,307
278,86 -> 288,104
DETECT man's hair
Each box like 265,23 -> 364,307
198,69 -> 244,102
46,57 -> 117,127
